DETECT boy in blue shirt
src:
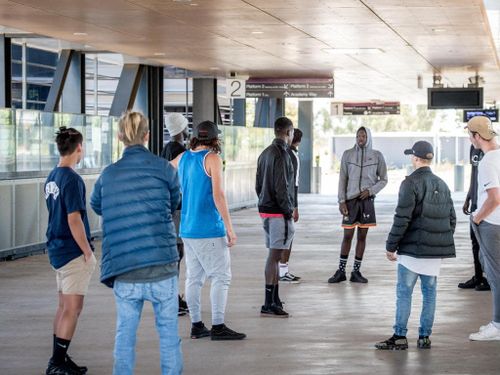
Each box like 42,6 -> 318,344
45,127 -> 96,375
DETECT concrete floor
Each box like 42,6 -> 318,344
1,194 -> 500,375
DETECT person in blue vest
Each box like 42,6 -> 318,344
90,111 -> 182,375
171,120 -> 246,341
45,127 -> 96,375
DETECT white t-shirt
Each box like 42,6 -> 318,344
475,148 -> 500,225
398,255 -> 442,277
291,148 -> 300,187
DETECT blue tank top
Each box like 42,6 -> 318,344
178,149 -> 226,238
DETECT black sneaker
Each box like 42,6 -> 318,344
417,336 -> 431,349
288,272 -> 301,281
211,324 -> 246,341
190,322 -> 211,339
46,360 -> 80,375
458,276 -> 477,289
260,303 -> 289,318
65,355 -> 87,374
350,270 -> 368,283
328,269 -> 346,283
178,295 -> 189,316
475,279 -> 491,291
375,335 -> 408,350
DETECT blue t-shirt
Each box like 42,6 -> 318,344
45,167 -> 92,269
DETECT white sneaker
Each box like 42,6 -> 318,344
469,322 -> 500,341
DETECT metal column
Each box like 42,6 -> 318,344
0,35 -> 11,108
298,100 -> 313,193
193,78 -> 217,127
61,51 -> 85,113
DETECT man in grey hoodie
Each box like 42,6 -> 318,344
328,126 -> 388,284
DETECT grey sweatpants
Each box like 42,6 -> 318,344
471,219 -> 500,323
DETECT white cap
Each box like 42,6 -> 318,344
164,113 -> 188,136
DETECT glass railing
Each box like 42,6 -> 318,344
0,108 -> 122,178
0,107 -> 274,180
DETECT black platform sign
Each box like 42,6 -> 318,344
246,78 -> 334,98
342,102 -> 400,115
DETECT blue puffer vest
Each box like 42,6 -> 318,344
90,145 -> 180,287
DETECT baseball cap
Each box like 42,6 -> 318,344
164,113 -> 188,136
465,116 -> 497,140
404,140 -> 434,160
192,120 -> 221,140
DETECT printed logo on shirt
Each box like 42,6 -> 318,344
45,181 -> 60,200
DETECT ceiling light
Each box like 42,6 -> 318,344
190,3 -> 199,5
73,32 -> 88,36
321,48 -> 384,55
432,28 -> 447,32
209,67 -> 219,70
153,52 -> 166,56
251,31 -> 264,34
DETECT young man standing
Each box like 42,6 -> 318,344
279,128 -> 303,283
161,113 -> 190,316
376,141 -> 456,350
466,116 -> 500,341
256,117 -> 295,317
329,126 -> 387,284
45,127 -> 96,375
458,144 -> 490,291
171,120 -> 246,341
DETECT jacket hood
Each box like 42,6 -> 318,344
355,126 -> 372,150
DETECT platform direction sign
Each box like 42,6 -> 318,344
341,101 -> 400,115
245,78 -> 334,98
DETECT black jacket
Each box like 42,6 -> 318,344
287,146 -> 299,208
256,138 -> 295,218
386,167 -> 456,258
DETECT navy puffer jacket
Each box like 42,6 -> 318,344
386,167 -> 456,258
91,145 -> 180,287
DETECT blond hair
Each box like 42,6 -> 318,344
119,111 -> 149,146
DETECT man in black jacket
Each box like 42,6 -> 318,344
375,141 -> 456,350
256,117 -> 295,318
458,145 -> 490,291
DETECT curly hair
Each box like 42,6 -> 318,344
189,137 -> 222,154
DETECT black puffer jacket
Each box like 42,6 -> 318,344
386,167 -> 456,258
256,138 -> 295,219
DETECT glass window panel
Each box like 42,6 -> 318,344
0,109 -> 15,172
39,112 -> 59,170
16,110 -> 40,172
11,43 -> 22,61
11,62 -> 22,80
27,84 -> 51,102
11,82 -> 22,101
83,116 -> 102,169
27,64 -> 55,82
26,102 -> 46,111
26,47 -> 58,67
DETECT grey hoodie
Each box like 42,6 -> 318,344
338,127 -> 388,203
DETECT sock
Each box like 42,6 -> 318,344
212,323 -> 224,331
418,335 -> 429,339
354,256 -> 363,272
265,284 -> 275,306
192,321 -> 204,329
52,337 -> 71,365
279,263 -> 288,277
393,334 -> 405,339
339,255 -> 348,273
273,283 -> 282,306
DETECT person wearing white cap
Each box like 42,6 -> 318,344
161,112 -> 190,316
466,116 -> 500,341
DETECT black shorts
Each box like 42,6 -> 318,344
341,197 -> 376,228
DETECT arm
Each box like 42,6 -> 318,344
255,157 -> 263,197
450,194 -> 457,233
386,179 -> 416,252
338,153 -> 348,204
169,151 -> 185,169
368,152 -> 388,196
166,163 -> 181,215
274,155 -> 294,218
90,175 -> 102,216
473,187 -> 500,224
68,212 -> 94,262
206,153 -> 237,247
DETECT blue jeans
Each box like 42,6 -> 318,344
394,264 -> 437,337
113,277 -> 183,375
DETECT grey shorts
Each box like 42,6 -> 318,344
262,217 -> 295,249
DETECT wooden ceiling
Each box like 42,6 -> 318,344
0,0 -> 498,103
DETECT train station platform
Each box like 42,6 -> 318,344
1,194 -> 499,374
